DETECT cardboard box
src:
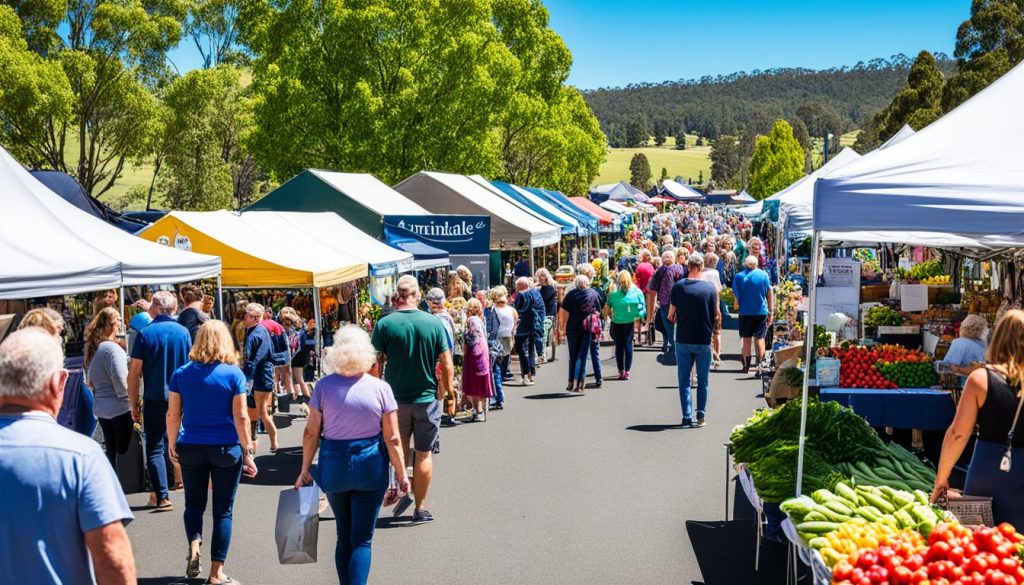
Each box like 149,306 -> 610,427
773,343 -> 805,368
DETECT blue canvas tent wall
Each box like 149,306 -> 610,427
526,187 -> 600,233
0,146 -> 221,299
486,179 -> 588,236
30,170 -> 150,233
246,170 -> 448,270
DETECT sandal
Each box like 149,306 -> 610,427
205,577 -> 240,585
186,541 -> 202,579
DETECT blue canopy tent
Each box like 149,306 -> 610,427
487,180 -> 587,236
525,187 -> 600,233
31,170 -> 150,233
382,224 -> 451,271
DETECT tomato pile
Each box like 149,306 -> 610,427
832,522 -> 1024,585
832,345 -> 936,389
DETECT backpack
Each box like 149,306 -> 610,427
583,311 -> 602,338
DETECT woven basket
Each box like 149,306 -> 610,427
938,491 -> 994,527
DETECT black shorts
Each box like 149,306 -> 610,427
738,315 -> 768,339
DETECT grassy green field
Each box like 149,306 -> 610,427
596,134 -> 711,187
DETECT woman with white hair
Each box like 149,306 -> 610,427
941,314 -> 990,379
295,325 -> 410,585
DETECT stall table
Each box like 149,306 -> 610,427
819,387 -> 956,430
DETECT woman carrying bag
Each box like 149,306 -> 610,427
932,310 -> 1024,527
294,326 -> 410,585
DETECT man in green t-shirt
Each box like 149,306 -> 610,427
371,275 -> 453,524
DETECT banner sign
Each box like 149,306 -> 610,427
384,215 -> 490,255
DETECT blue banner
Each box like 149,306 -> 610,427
383,215 -> 490,255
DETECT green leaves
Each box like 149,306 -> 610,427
628,152 -> 651,191
747,119 -> 804,199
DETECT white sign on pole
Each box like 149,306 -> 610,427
814,287 -> 860,326
900,284 -> 929,312
822,258 -> 861,288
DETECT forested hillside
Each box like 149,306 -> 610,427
583,55 -> 956,147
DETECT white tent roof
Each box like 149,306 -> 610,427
660,179 -> 704,201
777,148 -> 862,232
473,177 -> 590,236
0,146 -> 221,299
814,60 -> 1024,250
394,171 -> 561,249
308,170 -> 429,215
599,200 -> 637,215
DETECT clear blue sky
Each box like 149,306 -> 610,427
547,0 -> 967,89
167,0 -> 967,89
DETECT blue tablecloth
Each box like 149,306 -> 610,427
820,387 -> 956,430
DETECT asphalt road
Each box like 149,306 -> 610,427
127,335 -> 767,585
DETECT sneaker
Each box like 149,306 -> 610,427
695,415 -> 706,428
154,498 -> 174,512
617,372 -> 626,380
411,509 -> 435,524
440,415 -> 462,427
681,418 -> 693,428
470,411 -> 486,423
392,494 -> 413,518
624,372 -> 630,380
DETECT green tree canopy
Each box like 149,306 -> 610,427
709,134 -> 740,185
874,51 -> 945,141
624,114 -> 648,147
747,119 -> 805,199
943,0 -> 1024,111
628,152 -> 651,190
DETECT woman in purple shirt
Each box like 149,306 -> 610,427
294,326 -> 410,585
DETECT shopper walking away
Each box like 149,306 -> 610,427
177,284 -> 209,342
167,321 -> 257,584
931,310 -> 1024,527
462,299 -> 494,421
607,271 -> 647,380
484,291 -> 505,410
668,253 -> 720,428
576,263 -> 606,387
648,251 -> 687,363
493,288 -> 517,382
513,277 -> 544,385
424,289 -> 459,427
535,268 -> 559,363
288,316 -> 318,415
371,275 -> 453,524
241,303 -> 279,453
732,256 -> 773,375
703,252 -> 724,368
294,325 -> 409,585
634,250 -> 655,345
128,290 -> 192,511
85,307 -> 133,470
556,275 -> 602,393
0,328 -> 136,584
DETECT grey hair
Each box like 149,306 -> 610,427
424,288 -> 446,303
687,252 -> 705,269
322,325 -> 378,377
574,274 -> 591,289
151,290 -> 178,315
661,250 -> 675,263
639,249 -> 651,261
245,302 -> 264,318
744,255 -> 759,270
0,328 -> 64,399
515,277 -> 532,290
394,274 -> 420,305
960,314 -> 990,341
704,252 -> 719,268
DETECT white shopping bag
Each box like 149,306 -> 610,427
274,486 -> 320,564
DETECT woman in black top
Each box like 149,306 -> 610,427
536,268 -> 558,363
555,274 -> 601,393
932,310 -> 1024,527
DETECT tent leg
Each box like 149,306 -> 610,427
216,276 -> 224,320
119,287 -> 126,335
529,247 -> 535,276
557,240 -> 562,270
795,230 -> 821,497
313,286 -> 323,378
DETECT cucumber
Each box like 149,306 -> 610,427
824,500 -> 854,516
804,511 -> 829,522
861,491 -> 896,514
795,521 -> 842,534
834,482 -> 859,505
808,537 -> 830,550
855,505 -> 883,522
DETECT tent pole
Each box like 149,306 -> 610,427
118,287 -> 126,335
557,239 -> 562,271
795,230 -> 821,497
216,275 -> 224,320
313,286 -> 323,378
529,246 -> 535,276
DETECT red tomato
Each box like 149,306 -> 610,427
999,559 -> 1019,575
969,556 -> 989,574
986,570 -> 1007,585
930,542 -> 952,562
859,551 -> 879,569
893,565 -> 914,584
870,566 -> 890,583
950,547 -> 966,566
966,543 -> 979,557
930,562 -> 949,579
906,554 -> 925,572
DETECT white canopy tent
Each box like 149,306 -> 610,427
0,146 -> 220,299
777,148 -> 862,232
599,200 -> 638,215
660,179 -> 704,201
794,61 -> 1024,495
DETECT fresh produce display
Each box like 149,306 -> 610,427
920,274 -> 952,285
832,442 -> 937,492
897,259 -> 947,283
864,306 -> 907,328
833,345 -> 938,389
832,522 -> 1024,585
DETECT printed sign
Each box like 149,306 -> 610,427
384,215 -> 490,255
900,284 -> 929,313
823,258 -> 861,288
815,286 -> 860,326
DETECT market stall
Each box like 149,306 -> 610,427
660,178 -> 705,202
485,179 -> 590,269
588,180 -> 650,204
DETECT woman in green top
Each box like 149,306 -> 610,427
608,270 -> 647,380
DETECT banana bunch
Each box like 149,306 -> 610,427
921,275 -> 951,285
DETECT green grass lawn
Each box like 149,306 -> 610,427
597,134 -> 711,187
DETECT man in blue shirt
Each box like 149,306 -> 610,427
128,290 -> 192,511
242,302 -> 278,452
668,253 -> 720,428
0,328 -> 135,584
513,277 -> 545,385
732,255 -> 774,375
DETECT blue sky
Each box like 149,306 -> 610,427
167,0 -> 968,89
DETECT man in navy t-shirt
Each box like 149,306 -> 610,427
732,255 -> 774,375
128,290 -> 192,511
668,253 -> 720,428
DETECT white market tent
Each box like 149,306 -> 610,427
660,179 -> 704,201
591,180 -> 650,203
599,200 -> 637,215
394,171 -> 561,250
795,61 -> 1024,494
777,147 -> 862,232
0,146 -> 220,299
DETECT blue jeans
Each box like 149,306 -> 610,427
316,436 -> 389,585
589,327 -> 603,382
675,343 -> 712,421
610,322 -> 634,373
515,333 -> 537,377
142,399 -> 170,499
565,329 -> 592,383
490,354 -> 504,406
659,306 -> 674,353
177,443 -> 243,563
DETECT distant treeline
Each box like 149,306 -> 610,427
582,54 -> 957,147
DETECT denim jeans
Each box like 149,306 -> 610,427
675,342 -> 712,421
565,329 -> 592,383
316,435 -> 389,585
515,333 -> 537,377
610,322 -> 634,373
177,443 -> 243,563
589,327 -> 603,382
490,354 -> 504,406
142,400 -> 170,499
659,306 -> 674,353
